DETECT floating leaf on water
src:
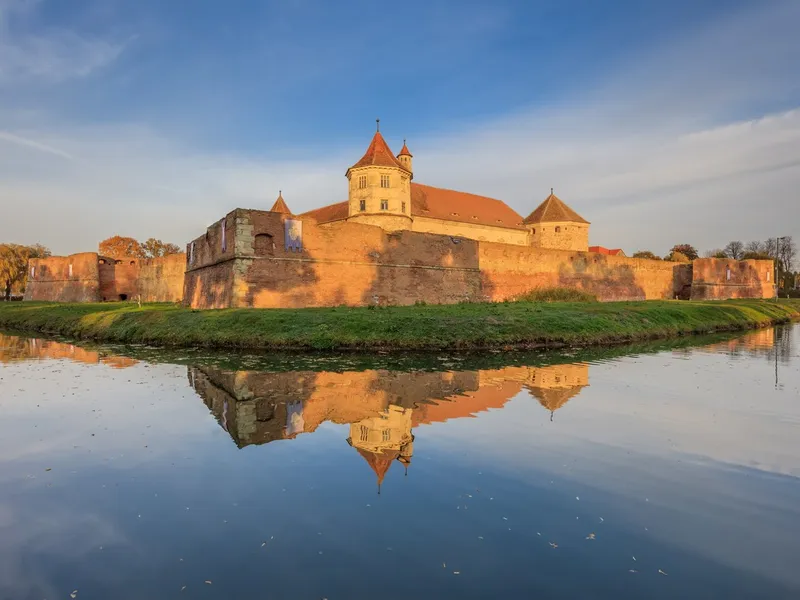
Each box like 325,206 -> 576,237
658,569 -> 668,576
204,580 -> 212,585
71,591 -> 78,599
586,533 -> 596,540
181,586 -> 186,591
549,542 -> 558,548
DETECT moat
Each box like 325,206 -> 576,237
1,326 -> 799,599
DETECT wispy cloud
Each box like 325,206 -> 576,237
0,0 -> 129,85
0,1 -> 797,256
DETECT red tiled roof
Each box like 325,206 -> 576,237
523,193 -> 589,225
300,183 -> 527,231
589,246 -> 625,256
348,132 -> 410,174
270,192 -> 292,215
411,183 -> 526,231
397,140 -> 412,157
356,448 -> 400,485
301,200 -> 348,223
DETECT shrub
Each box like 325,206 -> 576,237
514,287 -> 598,303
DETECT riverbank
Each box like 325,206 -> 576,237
1,299 -> 798,351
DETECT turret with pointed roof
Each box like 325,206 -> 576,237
269,191 -> 292,215
344,120 -> 413,230
396,139 -> 413,175
524,190 -> 590,252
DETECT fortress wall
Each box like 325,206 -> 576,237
24,253 -> 102,302
185,209 -> 772,309
218,212 -> 483,308
690,258 -> 774,300
477,242 -> 693,301
98,257 -> 139,301
137,254 -> 186,303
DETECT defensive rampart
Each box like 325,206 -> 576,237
690,258 -> 774,300
184,209 -> 741,309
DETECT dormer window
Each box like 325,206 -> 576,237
380,174 -> 390,188
358,175 -> 367,189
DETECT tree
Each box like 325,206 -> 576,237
724,241 -> 744,260
665,251 -> 690,262
633,250 -> 660,260
0,243 -> 51,300
704,249 -> 728,259
99,236 -> 145,259
745,240 -> 765,255
669,244 -> 698,261
141,238 -> 181,258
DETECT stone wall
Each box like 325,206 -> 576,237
411,215 -> 530,246
24,253 -> 102,302
98,257 -> 139,301
690,258 -> 774,300
185,209 -> 772,309
528,221 -> 590,252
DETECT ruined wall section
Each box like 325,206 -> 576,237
690,258 -> 774,300
98,257 -> 139,301
478,243 -> 693,301
138,254 -> 186,303
23,253 -> 102,302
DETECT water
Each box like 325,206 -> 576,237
0,326 -> 798,599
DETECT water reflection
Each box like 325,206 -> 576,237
1,326 -> 799,599
189,364 -> 589,489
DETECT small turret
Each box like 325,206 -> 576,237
270,191 -> 292,215
397,139 -> 413,177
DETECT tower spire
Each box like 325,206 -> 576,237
376,118 -> 380,132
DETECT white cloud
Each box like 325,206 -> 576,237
0,1 -> 798,255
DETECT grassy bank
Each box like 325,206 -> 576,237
1,299 -> 798,351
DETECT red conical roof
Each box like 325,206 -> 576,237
270,192 -> 292,215
398,140 -> 412,157
523,192 -> 589,225
348,132 -> 410,174
356,447 -> 400,485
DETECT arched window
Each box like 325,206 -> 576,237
130,261 -> 136,266
254,233 -> 274,256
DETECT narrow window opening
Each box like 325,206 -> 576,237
401,201 -> 406,213
726,267 -> 731,281
380,200 -> 388,211
68,264 -> 73,277
359,199 -> 366,212
380,174 -> 390,188
130,261 -> 136,266
358,175 -> 367,189
555,226 -> 561,233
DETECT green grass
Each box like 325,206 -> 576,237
514,287 -> 598,303
0,299 -> 798,351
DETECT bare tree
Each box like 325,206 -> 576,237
724,240 -> 744,260
745,240 -> 764,255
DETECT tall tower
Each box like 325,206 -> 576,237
397,139 -> 413,175
345,120 -> 412,231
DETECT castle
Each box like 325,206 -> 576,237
301,120 -> 590,252
24,122 -> 775,307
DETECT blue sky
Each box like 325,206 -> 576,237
0,0 -> 798,255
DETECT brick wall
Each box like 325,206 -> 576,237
478,243 -> 693,301
690,258 -> 774,300
24,253 -> 102,302
138,254 -> 186,303
98,257 -> 139,301
185,209 -> 772,309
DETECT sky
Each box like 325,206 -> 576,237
0,0 -> 798,256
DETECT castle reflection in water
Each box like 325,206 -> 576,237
188,364 -> 590,489
0,325 -> 792,490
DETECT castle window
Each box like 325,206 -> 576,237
401,201 -> 406,213
380,174 -> 390,188
254,233 -> 275,257
726,267 -> 731,281
115,260 -> 122,265
30,266 -> 35,278
380,200 -> 388,210
360,425 -> 369,442
555,226 -> 561,233
358,175 -> 367,189
99,259 -> 106,265
401,176 -> 407,191
382,429 -> 391,442
359,199 -> 366,211
130,261 -> 136,266
767,271 -> 771,281
68,264 -> 73,277
532,228 -> 536,234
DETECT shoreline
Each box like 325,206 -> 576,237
1,299 -> 798,352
